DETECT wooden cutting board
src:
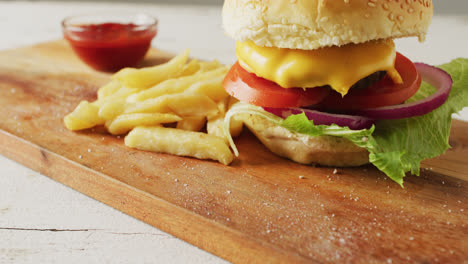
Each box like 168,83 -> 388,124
0,40 -> 466,264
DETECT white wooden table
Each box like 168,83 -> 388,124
1,2 -> 467,263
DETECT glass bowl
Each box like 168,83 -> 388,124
62,13 -> 158,72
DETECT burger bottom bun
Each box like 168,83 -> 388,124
240,114 -> 370,167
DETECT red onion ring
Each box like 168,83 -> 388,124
264,107 -> 375,130
352,63 -> 453,119
264,63 -> 452,129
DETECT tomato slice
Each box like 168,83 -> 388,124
223,62 -> 330,108
319,53 -> 421,110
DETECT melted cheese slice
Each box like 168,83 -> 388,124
236,40 -> 402,96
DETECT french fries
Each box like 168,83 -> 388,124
124,93 -> 219,118
113,49 -> 189,89
125,126 -> 233,165
64,49 -> 242,164
64,101 -> 104,130
106,113 -> 181,135
227,98 -> 244,137
127,66 -> 228,103
186,74 -> 229,102
176,116 -> 206,131
198,60 -> 222,72
207,97 -> 243,141
166,93 -> 219,117
177,59 -> 201,77
97,80 -> 121,99
98,99 -> 127,120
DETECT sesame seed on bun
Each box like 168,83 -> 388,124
223,0 -> 433,50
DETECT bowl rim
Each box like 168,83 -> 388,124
61,13 -> 158,32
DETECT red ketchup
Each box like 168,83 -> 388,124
63,22 -> 157,71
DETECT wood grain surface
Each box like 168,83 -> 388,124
0,41 -> 466,264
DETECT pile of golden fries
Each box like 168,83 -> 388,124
64,50 -> 242,165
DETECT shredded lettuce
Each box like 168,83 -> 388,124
224,58 -> 468,186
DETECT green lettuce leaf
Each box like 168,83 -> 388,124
224,58 -> 468,186
364,58 -> 468,185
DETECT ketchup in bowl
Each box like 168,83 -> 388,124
62,14 -> 158,71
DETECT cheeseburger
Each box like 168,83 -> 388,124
221,0 -> 468,185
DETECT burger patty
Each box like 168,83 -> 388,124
310,71 -> 388,111
350,71 -> 387,91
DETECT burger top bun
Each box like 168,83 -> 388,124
223,0 -> 433,50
